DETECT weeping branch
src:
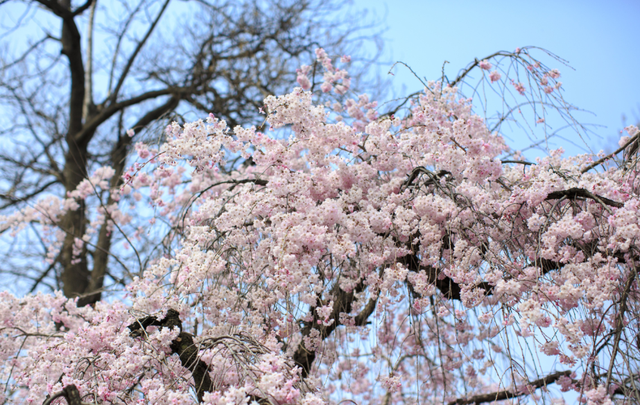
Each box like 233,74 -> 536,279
447,370 -> 572,405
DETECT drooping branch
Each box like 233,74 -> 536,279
581,130 -> 640,173
545,187 -> 623,208
405,167 -> 624,210
449,50 -> 515,88
447,370 -> 572,405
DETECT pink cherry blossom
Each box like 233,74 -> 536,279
478,59 -> 492,70
548,68 -> 561,79
513,81 -> 526,95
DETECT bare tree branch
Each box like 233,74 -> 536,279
109,0 -> 171,104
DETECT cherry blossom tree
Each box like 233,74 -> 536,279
2,47 -> 640,404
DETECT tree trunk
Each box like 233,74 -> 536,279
59,0 -> 90,301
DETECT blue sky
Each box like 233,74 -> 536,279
354,0 -> 640,157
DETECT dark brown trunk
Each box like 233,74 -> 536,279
60,145 -> 90,299
59,2 -> 90,301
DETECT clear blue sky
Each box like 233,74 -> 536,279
354,0 -> 640,156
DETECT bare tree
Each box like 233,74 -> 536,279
0,0 -> 380,305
